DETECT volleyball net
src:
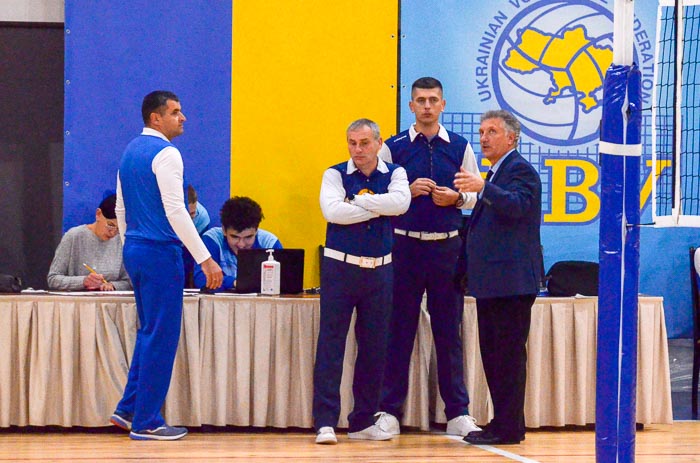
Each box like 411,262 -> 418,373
652,0 -> 700,227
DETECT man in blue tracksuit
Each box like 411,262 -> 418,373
313,118 -> 410,445
112,90 -> 223,441
375,77 -> 482,436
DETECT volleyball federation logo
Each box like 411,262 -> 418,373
492,1 -> 614,146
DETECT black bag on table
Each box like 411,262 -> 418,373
546,261 -> 599,297
0,274 -> 23,293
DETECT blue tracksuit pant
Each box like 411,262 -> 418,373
115,238 -> 184,431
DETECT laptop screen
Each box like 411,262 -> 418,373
235,248 -> 305,294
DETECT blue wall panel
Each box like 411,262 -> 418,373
64,1 -> 231,228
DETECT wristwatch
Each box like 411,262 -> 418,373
455,192 -> 467,207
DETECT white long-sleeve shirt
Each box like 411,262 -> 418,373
319,158 -> 411,225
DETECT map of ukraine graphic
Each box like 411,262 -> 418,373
503,26 -> 613,113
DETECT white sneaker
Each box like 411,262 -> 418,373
446,415 -> 482,436
374,411 -> 400,435
347,423 -> 393,441
315,426 -> 337,444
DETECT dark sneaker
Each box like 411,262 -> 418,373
129,425 -> 188,441
110,411 -> 133,431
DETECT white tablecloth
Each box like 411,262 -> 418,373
432,296 -> 673,428
0,294 -> 672,428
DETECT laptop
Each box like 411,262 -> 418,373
235,248 -> 305,294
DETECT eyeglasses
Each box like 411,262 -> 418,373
105,221 -> 119,231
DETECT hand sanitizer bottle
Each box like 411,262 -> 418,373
261,249 -> 281,295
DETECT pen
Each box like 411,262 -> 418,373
83,263 -> 110,285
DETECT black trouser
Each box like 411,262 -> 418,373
475,294 -> 535,440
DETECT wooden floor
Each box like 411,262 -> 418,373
1,423 -> 700,462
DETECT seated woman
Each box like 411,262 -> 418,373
194,196 -> 282,290
47,194 -> 131,291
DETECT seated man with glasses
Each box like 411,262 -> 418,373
193,196 -> 282,291
47,193 -> 132,291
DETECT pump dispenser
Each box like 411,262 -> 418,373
261,249 -> 281,295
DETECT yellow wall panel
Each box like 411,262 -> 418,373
231,0 -> 398,287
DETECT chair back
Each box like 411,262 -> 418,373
690,247 -> 700,343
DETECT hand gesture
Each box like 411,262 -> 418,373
99,281 -> 116,291
410,178 -> 436,198
200,257 -> 224,289
432,185 -> 460,207
84,272 -> 105,290
454,167 -> 486,193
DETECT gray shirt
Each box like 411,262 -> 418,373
47,224 -> 131,290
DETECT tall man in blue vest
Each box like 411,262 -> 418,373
455,109 -> 542,445
376,77 -> 482,436
313,118 -> 410,444
113,90 -> 223,440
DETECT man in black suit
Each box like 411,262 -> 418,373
453,109 -> 542,445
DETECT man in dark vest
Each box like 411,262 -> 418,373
313,118 -> 410,444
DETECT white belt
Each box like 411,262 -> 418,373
323,247 -> 392,269
394,228 -> 459,241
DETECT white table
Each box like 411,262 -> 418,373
0,294 -> 199,427
0,294 -> 672,428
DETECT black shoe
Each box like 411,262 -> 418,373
463,430 -> 521,445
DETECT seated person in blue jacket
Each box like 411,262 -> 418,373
47,193 -> 132,291
194,196 -> 282,290
183,184 -> 211,287
187,184 -> 211,234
